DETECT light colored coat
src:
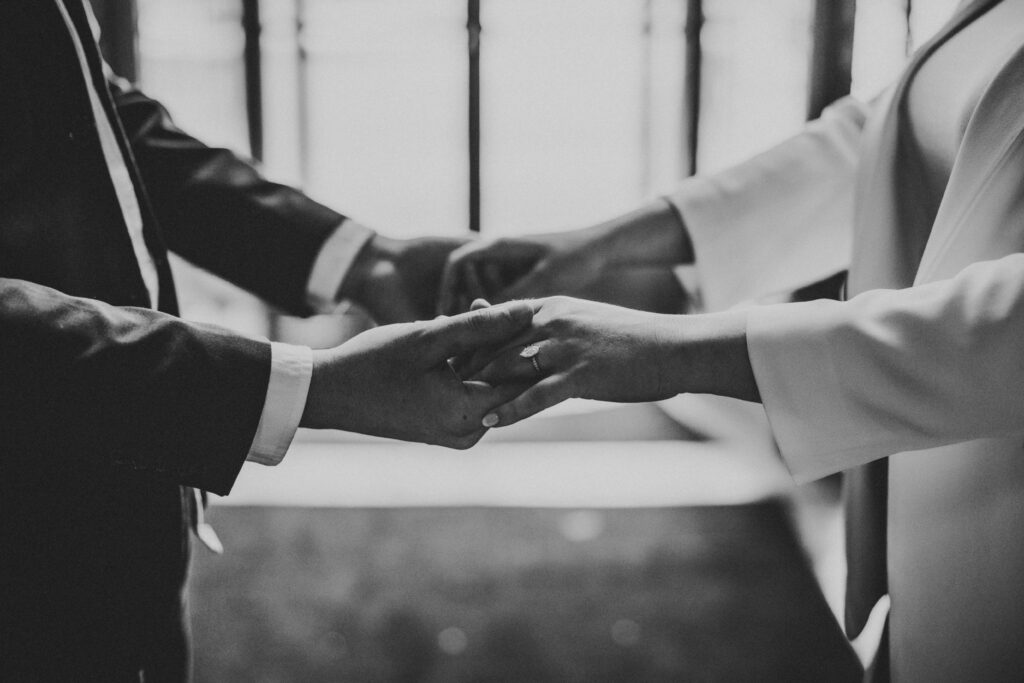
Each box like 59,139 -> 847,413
669,6 -> 1024,681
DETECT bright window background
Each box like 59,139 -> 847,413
134,0 -> 965,397
136,0 -> 829,345
850,0 -> 961,100
698,0 -> 813,173
137,0 -> 963,341
299,0 -> 469,239
481,0 -> 668,234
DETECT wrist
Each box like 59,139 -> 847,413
650,313 -> 695,398
299,349 -> 328,429
300,347 -> 353,430
662,199 -> 695,264
679,310 -> 760,402
590,198 -> 692,268
337,234 -> 400,306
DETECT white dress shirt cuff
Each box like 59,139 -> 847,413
246,342 -> 313,466
306,218 -> 376,313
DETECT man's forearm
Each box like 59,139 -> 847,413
0,278 -> 269,495
113,82 -> 342,315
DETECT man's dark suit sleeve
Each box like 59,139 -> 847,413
110,80 -> 347,315
1,278 -> 270,495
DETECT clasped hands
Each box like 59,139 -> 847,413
299,294 -> 691,449
302,203 -> 754,448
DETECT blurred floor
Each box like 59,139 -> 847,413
196,403 -> 865,681
191,503 -> 861,682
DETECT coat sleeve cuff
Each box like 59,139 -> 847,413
245,342 -> 313,466
664,97 -> 869,312
306,219 -> 375,313
746,300 -> 878,483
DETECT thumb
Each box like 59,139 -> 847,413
437,241 -> 491,316
428,300 -> 534,358
437,252 -> 469,316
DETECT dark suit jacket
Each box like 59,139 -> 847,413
0,1 -> 344,679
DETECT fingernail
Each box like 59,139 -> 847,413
482,413 -> 499,428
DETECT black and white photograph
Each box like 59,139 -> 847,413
3,0 -> 1024,680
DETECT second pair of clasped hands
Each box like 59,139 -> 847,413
300,200 -> 759,449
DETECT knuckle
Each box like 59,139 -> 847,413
412,322 -> 438,347
462,312 -> 486,333
466,307 -> 500,331
493,305 -> 516,326
540,380 -> 567,404
447,253 -> 473,273
501,407 -> 518,426
542,319 -> 567,339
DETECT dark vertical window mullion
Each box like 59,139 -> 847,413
640,0 -> 654,193
242,0 -> 264,162
904,0 -> 914,56
683,0 -> 703,177
806,0 -> 855,121
467,0 -> 482,233
296,0 -> 311,187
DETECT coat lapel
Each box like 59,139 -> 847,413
847,0 -> 1001,296
842,0 -> 1002,643
916,41 -> 1024,283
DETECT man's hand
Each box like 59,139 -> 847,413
437,199 -> 692,316
299,301 -> 534,448
343,234 -> 469,324
438,230 -> 604,315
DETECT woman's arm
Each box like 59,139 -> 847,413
440,97 -> 874,316
669,96 -> 871,311
476,253 -> 1024,481
438,199 -> 691,315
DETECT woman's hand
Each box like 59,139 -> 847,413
466,297 -> 687,425
465,296 -> 758,428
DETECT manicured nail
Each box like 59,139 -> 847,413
482,413 -> 499,427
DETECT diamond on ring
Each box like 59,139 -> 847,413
520,344 -> 542,374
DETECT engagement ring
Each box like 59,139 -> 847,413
520,344 -> 542,374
